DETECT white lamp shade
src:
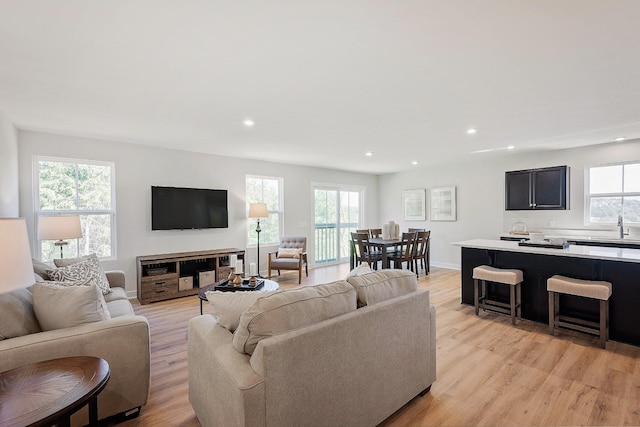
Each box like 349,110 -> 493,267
0,218 -> 35,294
248,203 -> 268,219
37,215 -> 83,241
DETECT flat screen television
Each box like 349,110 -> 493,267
151,186 -> 228,230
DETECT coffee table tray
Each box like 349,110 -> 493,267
213,279 -> 265,292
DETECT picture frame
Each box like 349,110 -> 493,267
430,186 -> 457,221
403,189 -> 426,221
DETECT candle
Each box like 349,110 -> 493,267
235,260 -> 243,274
250,262 -> 257,276
229,254 -> 237,266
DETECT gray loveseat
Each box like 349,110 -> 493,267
0,265 -> 150,425
188,269 -> 436,427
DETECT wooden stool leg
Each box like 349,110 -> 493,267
516,282 -> 522,321
600,299 -> 607,349
510,284 -> 516,325
548,291 -> 555,335
474,279 -> 479,316
606,300 -> 610,341
481,280 -> 487,312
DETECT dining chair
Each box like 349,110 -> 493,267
412,230 -> 431,275
351,232 -> 382,270
369,228 -> 382,238
408,228 -> 425,233
388,232 -> 417,271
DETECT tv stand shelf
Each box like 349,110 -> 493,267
136,248 -> 245,304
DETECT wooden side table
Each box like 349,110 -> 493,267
0,356 -> 110,427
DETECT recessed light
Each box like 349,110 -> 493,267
365,152 -> 373,157
507,145 -> 515,150
466,128 -> 477,135
411,161 -> 419,165
614,137 -> 626,142
243,119 -> 254,127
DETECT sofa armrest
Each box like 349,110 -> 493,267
188,315 -> 265,427
0,315 -> 150,421
105,270 -> 126,288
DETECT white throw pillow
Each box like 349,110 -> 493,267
277,248 -> 302,259
32,282 -> 111,331
47,253 -> 111,295
345,262 -> 373,279
205,290 -> 280,332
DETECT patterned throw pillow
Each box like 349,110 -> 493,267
47,254 -> 111,295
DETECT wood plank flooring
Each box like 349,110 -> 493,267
116,265 -> 640,427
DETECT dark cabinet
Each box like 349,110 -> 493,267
505,165 -> 568,210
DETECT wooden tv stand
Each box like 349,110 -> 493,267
136,248 -> 245,304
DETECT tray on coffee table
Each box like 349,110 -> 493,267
213,279 -> 264,292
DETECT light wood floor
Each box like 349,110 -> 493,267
119,265 -> 640,427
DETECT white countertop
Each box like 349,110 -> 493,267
454,239 -> 640,263
499,233 -> 640,244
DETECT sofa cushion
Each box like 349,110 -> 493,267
0,287 -> 41,340
232,280 -> 356,355
32,258 -> 53,281
103,286 -> 128,303
106,299 -> 135,317
47,253 -> 111,295
205,290 -> 280,333
346,269 -> 417,307
32,282 -> 111,331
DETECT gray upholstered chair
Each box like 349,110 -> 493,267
267,236 -> 308,284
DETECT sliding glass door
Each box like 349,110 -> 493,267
314,185 -> 363,264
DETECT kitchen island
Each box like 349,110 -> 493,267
454,239 -> 640,346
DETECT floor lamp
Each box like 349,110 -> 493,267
37,215 -> 83,259
248,203 -> 268,278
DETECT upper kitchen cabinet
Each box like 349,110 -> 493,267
505,165 -> 569,210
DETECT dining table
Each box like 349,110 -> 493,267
350,237 -> 402,269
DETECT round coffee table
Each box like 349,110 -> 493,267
0,356 -> 110,427
198,278 -> 280,314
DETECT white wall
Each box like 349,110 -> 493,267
18,130 -> 378,296
0,111 -> 19,217
378,139 -> 640,269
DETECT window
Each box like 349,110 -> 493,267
35,156 -> 116,261
586,161 -> 640,224
246,175 -> 282,245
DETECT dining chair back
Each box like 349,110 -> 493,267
413,231 -> 431,275
388,232 -> 417,271
351,232 -> 381,270
369,228 -> 382,238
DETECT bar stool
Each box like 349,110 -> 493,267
473,265 -> 524,325
547,275 -> 612,348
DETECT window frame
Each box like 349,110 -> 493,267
584,160 -> 640,226
33,155 -> 117,261
245,175 -> 283,247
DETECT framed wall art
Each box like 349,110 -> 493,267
430,186 -> 456,221
403,189 -> 426,221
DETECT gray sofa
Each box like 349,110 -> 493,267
188,269 -> 436,427
0,268 -> 150,425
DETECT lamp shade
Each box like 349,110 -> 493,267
37,215 -> 83,241
0,218 -> 35,294
248,203 -> 268,219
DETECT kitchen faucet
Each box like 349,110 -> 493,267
617,215 -> 629,239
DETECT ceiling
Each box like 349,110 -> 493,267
1,1 -> 639,174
